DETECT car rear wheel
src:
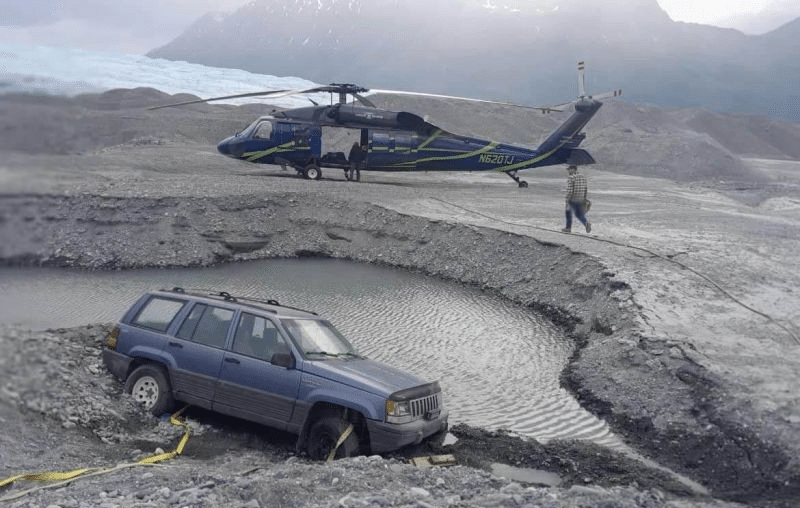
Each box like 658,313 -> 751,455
124,364 -> 174,416
307,416 -> 361,460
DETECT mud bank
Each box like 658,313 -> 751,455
2,190 -> 797,506
0,324 -> 705,508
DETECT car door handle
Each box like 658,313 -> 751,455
168,341 -> 183,349
224,357 -> 240,364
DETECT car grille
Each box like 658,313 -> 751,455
410,392 -> 442,419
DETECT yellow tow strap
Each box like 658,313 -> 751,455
0,407 -> 191,501
137,408 -> 192,464
326,423 -> 354,463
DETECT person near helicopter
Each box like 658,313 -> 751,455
347,141 -> 365,181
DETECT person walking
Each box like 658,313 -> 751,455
347,142 -> 364,181
562,165 -> 591,233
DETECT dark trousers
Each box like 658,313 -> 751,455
565,201 -> 588,229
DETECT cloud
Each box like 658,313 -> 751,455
0,0 -> 249,53
1,1 -> 60,26
0,1 -> 145,27
1,0 -> 248,27
657,0 -> 800,33
0,18 -> 175,54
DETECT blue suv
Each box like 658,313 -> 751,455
102,288 -> 448,459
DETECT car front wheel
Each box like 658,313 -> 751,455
307,416 -> 361,460
124,364 -> 175,416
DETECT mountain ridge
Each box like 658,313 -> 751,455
147,0 -> 799,121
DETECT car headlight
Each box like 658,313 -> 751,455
385,398 -> 414,424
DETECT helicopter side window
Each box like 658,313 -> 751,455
394,134 -> 413,149
253,122 -> 273,140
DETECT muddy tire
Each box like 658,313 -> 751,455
124,364 -> 174,416
307,416 -> 361,460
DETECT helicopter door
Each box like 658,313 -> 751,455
274,122 -> 294,144
307,126 -> 322,159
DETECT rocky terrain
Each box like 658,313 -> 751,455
0,88 -> 799,507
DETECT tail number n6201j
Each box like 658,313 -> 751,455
479,154 -> 514,165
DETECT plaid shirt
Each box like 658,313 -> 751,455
565,173 -> 588,203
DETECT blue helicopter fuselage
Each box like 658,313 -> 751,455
216,100 -> 601,179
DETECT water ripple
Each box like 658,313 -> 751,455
0,259 -> 622,448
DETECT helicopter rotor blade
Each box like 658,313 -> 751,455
368,89 -> 562,113
147,89 -> 298,110
146,74 -> 619,113
588,89 -> 623,100
253,85 -> 332,99
353,93 -> 377,108
148,84 -> 374,110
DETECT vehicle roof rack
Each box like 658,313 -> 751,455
164,287 -> 317,315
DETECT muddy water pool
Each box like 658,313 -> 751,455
0,258 -> 621,448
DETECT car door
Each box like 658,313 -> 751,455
166,302 -> 234,408
214,312 -> 301,430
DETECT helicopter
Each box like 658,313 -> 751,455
150,62 -> 621,187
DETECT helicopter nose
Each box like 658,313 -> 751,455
217,136 -> 235,157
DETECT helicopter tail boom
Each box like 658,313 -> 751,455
531,61 -> 621,165
534,98 -> 602,157
553,147 -> 596,166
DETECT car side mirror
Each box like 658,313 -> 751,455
271,352 -> 294,369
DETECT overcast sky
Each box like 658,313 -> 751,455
1,0 -> 799,55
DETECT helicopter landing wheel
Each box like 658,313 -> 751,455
304,164 -> 322,180
518,180 -> 528,188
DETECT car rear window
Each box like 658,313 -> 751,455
132,297 -> 186,331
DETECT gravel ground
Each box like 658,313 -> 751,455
1,89 -> 799,507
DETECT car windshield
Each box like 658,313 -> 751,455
280,319 -> 360,359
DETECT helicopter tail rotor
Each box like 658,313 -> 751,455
575,60 -> 622,102
578,61 -> 587,99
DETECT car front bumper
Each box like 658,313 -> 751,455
366,409 -> 449,453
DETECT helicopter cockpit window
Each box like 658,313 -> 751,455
253,122 -> 273,140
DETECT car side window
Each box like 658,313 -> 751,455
176,303 -> 233,349
132,297 -> 186,332
232,313 -> 288,362
176,303 -> 205,340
